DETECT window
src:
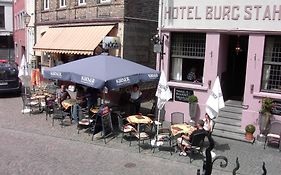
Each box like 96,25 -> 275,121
169,32 -> 206,83
60,0 -> 66,8
78,0 -> 86,5
0,6 -> 4,28
261,36 -> 281,94
44,0 -> 49,10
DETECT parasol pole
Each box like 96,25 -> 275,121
156,108 -> 161,136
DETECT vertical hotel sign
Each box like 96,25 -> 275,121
162,0 -> 281,32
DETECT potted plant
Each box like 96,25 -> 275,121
259,97 -> 274,137
245,124 -> 256,141
187,95 -> 198,121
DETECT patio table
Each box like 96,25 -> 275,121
171,123 -> 196,137
61,99 -> 80,110
127,115 -> 152,125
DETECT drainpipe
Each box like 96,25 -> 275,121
157,0 -> 163,71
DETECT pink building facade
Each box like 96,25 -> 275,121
13,0 -> 25,64
159,0 -> 281,133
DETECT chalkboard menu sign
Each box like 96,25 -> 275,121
175,88 -> 194,103
272,100 -> 281,115
100,105 -> 113,143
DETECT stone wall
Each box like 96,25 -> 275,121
124,0 -> 158,21
123,21 -> 157,68
35,0 -> 125,24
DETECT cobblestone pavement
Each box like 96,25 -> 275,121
0,95 -> 280,175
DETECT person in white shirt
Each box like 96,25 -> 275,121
203,113 -> 214,132
129,84 -> 142,114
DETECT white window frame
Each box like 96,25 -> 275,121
169,32 -> 206,84
261,36 -> 281,94
60,0 -> 66,8
78,0 -> 86,6
44,0 -> 49,10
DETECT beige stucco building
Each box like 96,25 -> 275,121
33,0 -> 159,69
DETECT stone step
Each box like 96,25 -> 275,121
220,106 -> 242,114
225,100 -> 243,107
211,100 -> 255,144
215,117 -> 241,127
218,111 -> 242,120
214,123 -> 244,135
212,130 -> 254,144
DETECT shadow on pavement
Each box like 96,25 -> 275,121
214,143 -> 231,152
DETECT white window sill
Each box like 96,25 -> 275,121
167,81 -> 208,91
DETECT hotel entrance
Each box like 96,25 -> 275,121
222,35 -> 249,101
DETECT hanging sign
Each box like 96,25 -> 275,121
102,36 -> 121,49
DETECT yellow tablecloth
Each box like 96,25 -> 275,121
127,115 -> 152,124
90,107 -> 99,114
171,123 -> 196,136
61,99 -> 79,109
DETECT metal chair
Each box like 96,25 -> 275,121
116,112 -> 136,146
133,123 -> 153,153
184,132 -> 206,163
77,105 -> 95,134
52,103 -> 70,127
152,127 -> 173,155
171,112 -> 184,125
264,120 -> 281,151
21,93 -> 40,116
44,96 -> 55,120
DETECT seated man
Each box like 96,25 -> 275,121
56,85 -> 71,105
177,119 -> 207,156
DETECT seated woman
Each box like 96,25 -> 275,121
177,120 -> 207,156
203,113 -> 214,132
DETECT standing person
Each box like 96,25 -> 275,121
129,84 -> 142,114
177,120 -> 207,156
56,85 -> 71,105
203,113 -> 214,132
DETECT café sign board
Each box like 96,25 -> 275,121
102,36 -> 121,49
162,0 -> 281,32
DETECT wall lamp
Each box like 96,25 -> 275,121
208,80 -> 212,89
250,84 -> 254,94
23,12 -> 31,27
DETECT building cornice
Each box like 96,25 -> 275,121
35,17 -> 124,26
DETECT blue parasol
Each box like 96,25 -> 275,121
43,54 -> 160,90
